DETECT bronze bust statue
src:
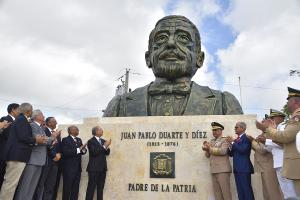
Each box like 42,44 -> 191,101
104,15 -> 243,117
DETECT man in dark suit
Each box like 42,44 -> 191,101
0,103 -> 48,199
61,125 -> 87,200
227,122 -> 254,200
36,117 -> 62,200
0,103 -> 19,190
86,126 -> 111,200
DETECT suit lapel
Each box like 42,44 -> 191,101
96,137 -> 107,150
68,135 -> 77,147
92,137 -> 101,147
184,82 -> 217,115
7,115 -> 14,123
44,128 -> 51,137
37,124 -> 44,135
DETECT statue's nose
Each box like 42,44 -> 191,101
165,36 -> 176,49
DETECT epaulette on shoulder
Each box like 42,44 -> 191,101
220,136 -> 228,141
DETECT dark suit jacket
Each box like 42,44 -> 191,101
5,114 -> 35,162
104,82 -> 243,116
0,115 -> 14,160
228,134 -> 254,173
44,128 -> 61,162
61,135 -> 86,173
86,137 -> 110,172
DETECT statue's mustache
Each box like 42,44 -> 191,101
158,50 -> 185,61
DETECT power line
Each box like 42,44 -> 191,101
0,98 -> 99,112
56,72 -> 124,108
131,72 -> 286,91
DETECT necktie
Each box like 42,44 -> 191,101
74,137 -> 79,146
148,81 -> 191,95
51,130 -> 58,144
99,139 -> 102,146
235,136 -> 240,142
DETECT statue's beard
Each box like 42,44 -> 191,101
151,49 -> 194,80
152,61 -> 191,80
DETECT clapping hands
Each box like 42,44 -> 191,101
104,139 -> 112,148
0,120 -> 11,129
202,141 -> 210,151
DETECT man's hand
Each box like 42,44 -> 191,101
202,146 -> 209,151
226,136 -> 234,143
104,139 -> 112,148
35,135 -> 48,145
0,120 -> 11,129
51,139 -> 58,146
51,130 -> 61,139
80,142 -> 87,151
256,120 -> 267,132
256,135 -> 266,144
256,119 -> 276,132
53,153 -> 61,162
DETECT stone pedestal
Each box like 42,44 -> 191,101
57,115 -> 263,200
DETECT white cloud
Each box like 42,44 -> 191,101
0,0 -> 167,122
169,0 -> 220,89
192,46 -> 219,89
218,0 -> 300,118
0,0 -> 221,123
169,0 -> 220,24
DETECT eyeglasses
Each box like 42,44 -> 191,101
234,126 -> 239,129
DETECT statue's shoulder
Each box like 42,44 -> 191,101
103,95 -> 122,117
103,84 -> 150,117
128,84 -> 149,97
220,90 -> 243,114
191,82 -> 243,114
191,82 -> 222,96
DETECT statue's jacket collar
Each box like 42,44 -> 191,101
118,82 -> 223,116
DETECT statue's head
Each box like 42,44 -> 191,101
145,15 -> 205,80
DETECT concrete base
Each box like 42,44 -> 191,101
57,115 -> 263,200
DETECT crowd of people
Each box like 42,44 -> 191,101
0,86 -> 299,200
202,86 -> 300,200
0,103 -> 111,200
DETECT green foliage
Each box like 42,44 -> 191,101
282,103 -> 291,116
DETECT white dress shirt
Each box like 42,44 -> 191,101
70,135 -> 81,154
296,131 -> 300,154
94,136 -> 107,149
264,122 -> 285,168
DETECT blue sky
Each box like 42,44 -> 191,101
163,0 -> 236,89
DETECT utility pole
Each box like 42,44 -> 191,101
238,76 -> 243,109
125,68 -> 130,93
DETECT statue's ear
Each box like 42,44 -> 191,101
196,51 -> 205,68
145,51 -> 151,68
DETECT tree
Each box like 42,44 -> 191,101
282,103 -> 291,117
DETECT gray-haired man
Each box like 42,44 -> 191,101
14,109 -> 58,200
0,104 -> 48,200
